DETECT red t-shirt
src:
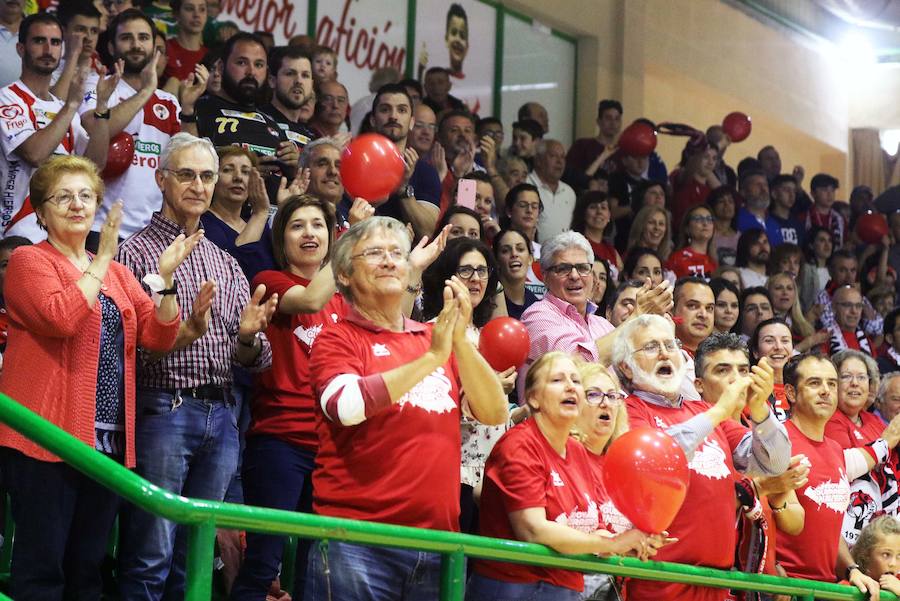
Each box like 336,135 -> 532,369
163,38 -> 207,82
588,238 -> 619,267
624,395 -> 747,601
309,312 -> 463,531
474,418 -> 603,591
665,246 -> 717,279
776,420 -> 849,582
248,270 -> 348,451
670,171 -> 712,232
589,453 -> 632,534
825,410 -> 883,449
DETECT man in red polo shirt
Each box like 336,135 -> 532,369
612,313 -> 790,601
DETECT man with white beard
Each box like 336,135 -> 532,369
612,314 -> 790,601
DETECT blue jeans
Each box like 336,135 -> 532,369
466,572 -> 582,601
3,448 -> 120,601
224,384 -> 252,504
230,435 -> 315,601
118,389 -> 239,601
304,540 -> 441,601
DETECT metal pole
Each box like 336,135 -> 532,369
184,520 -> 216,601
439,550 -> 466,601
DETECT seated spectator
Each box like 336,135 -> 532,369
421,237 -> 512,535
631,179 -> 667,213
736,168 -> 783,247
626,205 -> 673,263
300,137 -> 374,235
715,265 -> 744,291
769,174 -> 804,246
508,118 -> 542,172
614,315 -> 788,601
621,247 -> 665,287
591,258 -> 613,316
349,66 -> 400,136
736,286 -> 774,343
310,79 -> 348,138
436,109 -> 479,210
711,276 -> 740,334
876,373 -> 900,425
707,186 -> 740,266
851,516 -> 900,596
802,173 -> 846,248
735,228 -> 770,289
457,171 -> 500,239
666,205 -> 717,279
436,205 -> 483,242
493,227 -> 539,320
766,272 -> 818,347
408,103 -> 437,158
569,190 -> 623,273
476,117 -> 504,159
306,216 -> 506,599
770,242 -> 818,313
823,285 -> 874,355
422,66 -> 464,114
605,279 -> 642,327
672,276 -> 716,399
870,285 -> 895,325
879,307 -> 900,374
498,155 -> 528,189
0,155 -> 193,600
161,0 -> 207,95
469,352 -> 664,601
749,317 -> 794,421
669,134 -> 720,230
502,182 -> 542,252
813,249 -> 883,341
230,195 -> 347,601
527,139 -> 576,242
200,146 -> 279,281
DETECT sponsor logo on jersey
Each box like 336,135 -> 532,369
286,130 -> 311,145
245,143 -> 277,155
294,323 -> 323,348
135,139 -> 162,155
0,104 -> 23,120
372,343 -> 390,357
152,103 -> 170,120
220,109 -> 265,123
550,470 -> 565,487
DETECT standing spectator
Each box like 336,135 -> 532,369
608,150 -> 650,249
708,186 -> 740,267
0,235 -> 30,354
736,168 -> 783,246
0,12 -> 113,241
518,101 -> 549,134
814,249 -> 883,340
757,145 -> 781,184
300,137 -> 359,235
0,0 -> 24,88
81,8 -> 186,248
528,139 -> 576,242
493,227 -> 538,320
0,155 -> 197,601
806,225 -> 834,290
263,46 -> 317,152
823,285 -> 874,355
229,195 -> 347,601
305,217 -> 507,600
672,276 -> 716,400
50,1 -> 102,101
879,307 -> 900,374
735,229 -> 770,288
408,102 -> 437,157
749,318 -> 794,421
667,205 -> 717,279
621,247 -> 666,287
422,66 -> 464,114
436,109 -> 479,210
851,516 -> 900,595
348,66 -> 400,135
766,272 -> 818,346
161,0 -> 207,94
769,242 -> 818,313
769,174 -> 804,246
670,135 -> 720,231
116,133 -> 278,601
310,45 -> 337,83
803,173 -> 846,248
309,79 -> 348,138
399,77 -> 422,107
565,99 -> 621,182
507,118 -> 542,172
706,125 -> 737,188
605,279 -> 642,327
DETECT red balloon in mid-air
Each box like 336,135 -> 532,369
340,133 -> 406,201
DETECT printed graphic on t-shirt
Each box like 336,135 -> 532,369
397,366 -> 455,413
553,494 -> 600,533
688,438 -> 731,480
599,499 -> 631,533
804,469 -> 850,513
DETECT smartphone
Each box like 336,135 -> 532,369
457,179 -> 477,210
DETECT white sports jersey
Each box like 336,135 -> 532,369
81,79 -> 181,237
0,80 -> 89,241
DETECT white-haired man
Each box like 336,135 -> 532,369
613,314 -> 790,601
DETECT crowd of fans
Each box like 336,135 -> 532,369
2,1 -> 900,601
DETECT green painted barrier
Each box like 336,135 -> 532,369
0,392 -> 894,601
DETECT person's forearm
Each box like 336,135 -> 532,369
84,87 -> 153,136
82,114 -> 110,169
77,254 -> 112,307
518,519 -> 625,556
733,414 -> 791,476
771,496 -> 804,536
234,211 -> 268,247
154,274 -> 178,322
14,103 -> 81,166
454,337 -> 507,425
836,538 -> 855,580
162,76 -> 180,95
235,334 -> 262,365
278,263 -> 337,314
400,196 -> 438,239
382,351 -> 445,401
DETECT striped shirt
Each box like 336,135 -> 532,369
116,211 -> 272,388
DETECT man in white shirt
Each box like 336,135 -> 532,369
0,12 -> 113,241
527,138 -> 575,241
0,0 -> 24,88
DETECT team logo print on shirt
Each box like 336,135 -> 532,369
854,430 -> 864,441
0,104 -> 23,120
600,499 -> 632,533
688,438 -> 730,480
654,416 -> 668,429
221,109 -> 265,123
152,103 -> 170,120
372,343 -> 390,357
397,366 -> 455,413
553,495 -> 600,533
294,323 -> 323,347
550,470 -> 565,487
804,469 -> 851,513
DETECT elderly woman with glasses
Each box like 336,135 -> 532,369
0,155 -> 199,599
305,216 -> 507,600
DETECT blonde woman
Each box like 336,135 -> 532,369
766,272 -> 820,349
626,205 -> 673,262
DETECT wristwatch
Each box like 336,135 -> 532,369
93,108 -> 110,120
404,184 -> 415,199
143,274 -> 177,307
238,332 -> 260,348
845,563 -> 861,580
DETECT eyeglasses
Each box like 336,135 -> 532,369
514,201 -> 540,212
586,389 -> 626,406
47,190 -> 98,207
835,302 -> 864,311
320,94 -> 348,106
162,168 -> 218,185
632,339 -> 682,357
413,122 -> 437,132
547,262 -> 592,277
351,247 -> 408,264
839,373 -> 869,384
456,265 -> 491,280
689,215 -> 715,223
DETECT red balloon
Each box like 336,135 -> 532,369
618,122 -> 657,157
477,317 -> 530,371
856,212 -> 889,245
722,112 -> 752,143
102,131 -> 135,179
340,133 -> 406,202
602,427 -> 689,533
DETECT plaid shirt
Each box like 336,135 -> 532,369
117,212 -> 272,388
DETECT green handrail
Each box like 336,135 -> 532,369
0,391 -> 895,601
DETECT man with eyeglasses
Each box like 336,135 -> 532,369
309,78 -> 348,138
774,353 -> 900,597
518,231 -> 672,399
613,316 -> 788,601
0,12 -> 113,242
822,285 -> 873,355
814,249 -> 883,342
116,133 -> 278,601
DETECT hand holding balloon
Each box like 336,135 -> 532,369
478,317 -> 530,371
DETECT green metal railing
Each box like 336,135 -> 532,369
0,391 -> 896,601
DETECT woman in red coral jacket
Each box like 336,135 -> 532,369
0,155 -> 200,601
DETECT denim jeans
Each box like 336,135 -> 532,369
466,572 -> 582,601
304,540 -> 441,601
3,448 -> 120,601
229,434 -> 315,601
224,384 -> 252,504
118,389 -> 239,601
